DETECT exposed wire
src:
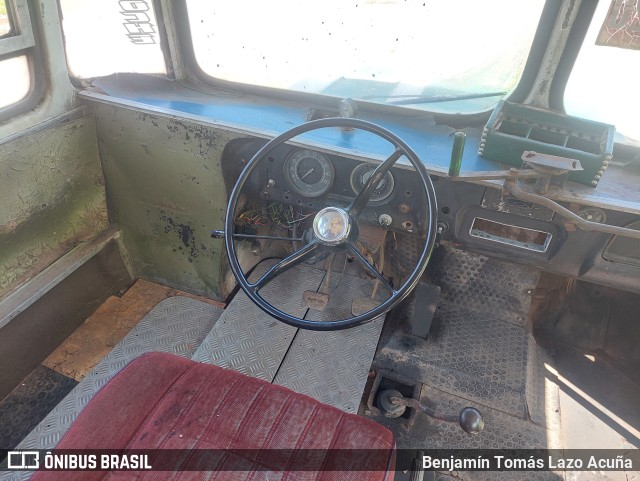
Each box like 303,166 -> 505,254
237,203 -> 312,231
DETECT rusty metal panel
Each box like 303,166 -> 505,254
92,103 -> 243,300
0,117 -> 108,300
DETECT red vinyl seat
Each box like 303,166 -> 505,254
32,352 -> 395,480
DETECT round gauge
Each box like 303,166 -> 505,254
284,149 -> 335,198
578,207 -> 606,224
350,163 -> 395,203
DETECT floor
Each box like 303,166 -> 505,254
367,247 -> 640,481
0,279 -> 224,458
2,248 -> 640,481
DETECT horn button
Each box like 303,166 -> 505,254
312,207 -> 351,245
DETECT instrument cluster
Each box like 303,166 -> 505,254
260,147 -> 426,234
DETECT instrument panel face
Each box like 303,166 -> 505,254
280,148 -> 400,204
253,145 -> 426,234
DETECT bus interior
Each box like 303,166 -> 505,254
1,0 -> 640,479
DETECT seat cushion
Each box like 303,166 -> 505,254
32,352 -> 395,480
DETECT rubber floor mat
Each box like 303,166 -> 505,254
370,246 -> 562,481
0,366 -> 77,456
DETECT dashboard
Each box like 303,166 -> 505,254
222,139 -> 429,235
220,136 -> 640,295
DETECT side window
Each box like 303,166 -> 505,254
564,0 -> 640,143
59,0 -> 166,79
0,0 -> 37,113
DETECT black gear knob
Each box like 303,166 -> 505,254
459,407 -> 484,435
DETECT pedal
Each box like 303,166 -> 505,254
411,282 -> 440,339
302,290 -> 330,311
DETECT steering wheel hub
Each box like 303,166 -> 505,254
312,207 -> 351,245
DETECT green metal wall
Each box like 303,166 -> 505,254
0,117 -> 108,300
92,104 -> 241,301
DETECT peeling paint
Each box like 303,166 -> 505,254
0,118 -> 107,300
92,104 -> 239,299
160,211 -> 198,260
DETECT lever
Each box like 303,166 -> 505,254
210,230 -> 303,242
377,389 -> 484,435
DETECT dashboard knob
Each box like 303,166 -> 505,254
378,214 -> 392,227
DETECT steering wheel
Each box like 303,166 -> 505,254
225,118 -> 437,330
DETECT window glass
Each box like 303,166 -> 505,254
60,0 -> 166,79
186,0 -> 545,114
0,0 -> 11,37
564,0 -> 640,143
0,55 -> 30,109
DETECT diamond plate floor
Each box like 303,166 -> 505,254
3,296 -> 223,480
273,274 -> 387,413
194,261 -> 386,414
192,261 -> 325,381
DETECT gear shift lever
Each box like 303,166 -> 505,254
377,389 -> 484,435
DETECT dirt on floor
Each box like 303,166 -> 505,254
42,279 -> 224,381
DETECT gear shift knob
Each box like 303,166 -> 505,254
459,407 -> 484,435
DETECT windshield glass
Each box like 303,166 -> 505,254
186,0 -> 545,114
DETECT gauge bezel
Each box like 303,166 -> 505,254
350,162 -> 395,203
283,149 -> 335,198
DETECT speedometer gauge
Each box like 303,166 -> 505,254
284,149 -> 335,197
350,163 -> 395,203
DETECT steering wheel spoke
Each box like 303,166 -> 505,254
348,147 -> 405,217
347,243 -> 396,294
249,241 -> 321,292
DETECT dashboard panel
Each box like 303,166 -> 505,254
220,137 -> 640,295
224,139 -> 429,235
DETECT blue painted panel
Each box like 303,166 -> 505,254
94,75 -> 502,173
134,97 -> 500,173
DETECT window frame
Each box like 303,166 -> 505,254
168,0 -> 562,123
0,0 -> 45,122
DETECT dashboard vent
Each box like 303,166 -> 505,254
470,217 -> 552,253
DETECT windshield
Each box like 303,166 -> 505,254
186,0 -> 546,114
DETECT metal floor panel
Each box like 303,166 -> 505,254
274,275 -> 386,413
191,261 -> 325,381
4,296 -> 223,477
428,246 -> 539,327
371,246 -> 563,481
376,305 -> 534,418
